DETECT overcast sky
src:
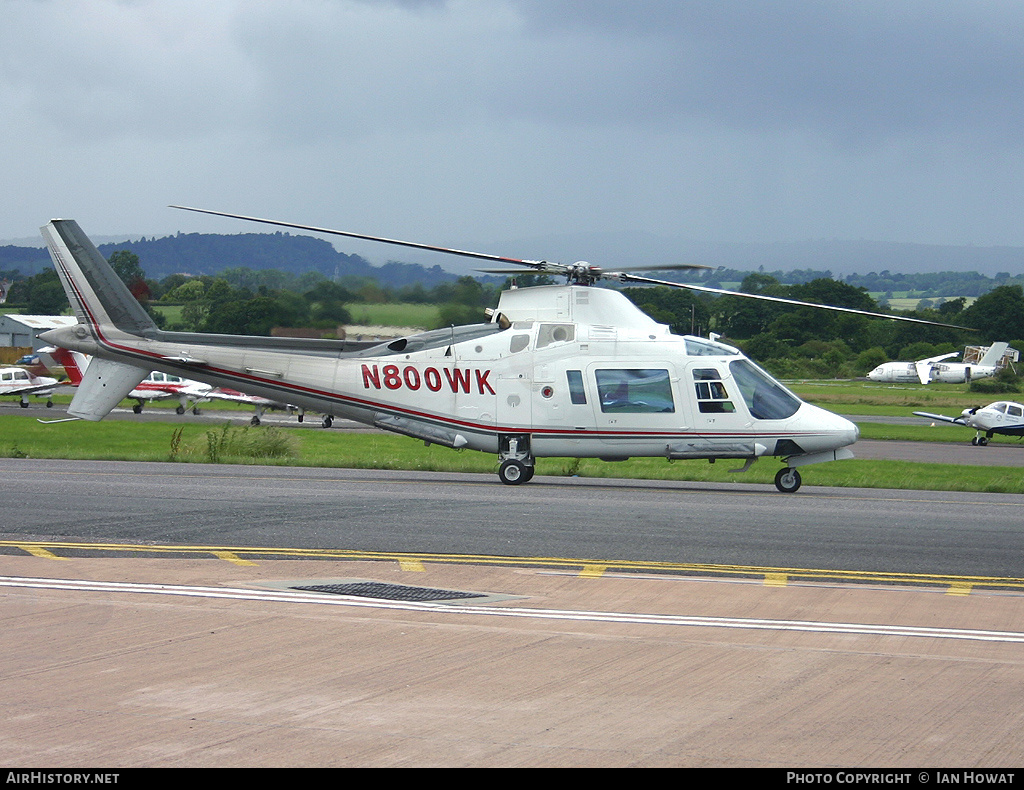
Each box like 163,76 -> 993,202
4,0 -> 1024,260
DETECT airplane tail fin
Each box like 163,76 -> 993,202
40,220 -> 157,337
43,347 -> 90,386
979,342 -> 1009,368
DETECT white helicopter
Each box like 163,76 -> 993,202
36,210 -> 964,493
913,401 -> 1024,445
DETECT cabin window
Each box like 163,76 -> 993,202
1008,405 -> 1023,418
728,359 -> 801,420
595,369 -> 674,413
566,370 -> 587,404
692,369 -> 735,413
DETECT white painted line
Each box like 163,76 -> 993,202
3,575 -> 1023,643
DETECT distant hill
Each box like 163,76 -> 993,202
0,231 -> 459,289
4,230 -> 1024,285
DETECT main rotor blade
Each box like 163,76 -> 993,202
614,273 -> 974,330
170,205 -> 548,269
611,263 -> 715,273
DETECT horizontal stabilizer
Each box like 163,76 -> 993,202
67,357 -> 149,421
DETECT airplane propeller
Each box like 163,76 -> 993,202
170,205 -> 971,331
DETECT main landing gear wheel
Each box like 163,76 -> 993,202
322,415 -> 334,428
774,467 -> 802,493
250,416 -> 261,426
498,459 -> 533,485
175,405 -> 185,415
132,403 -> 143,414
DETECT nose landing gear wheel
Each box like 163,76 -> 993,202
498,459 -> 533,485
774,467 -> 802,493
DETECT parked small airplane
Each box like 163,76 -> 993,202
0,365 -> 58,408
913,401 -> 1024,445
868,343 -> 1009,385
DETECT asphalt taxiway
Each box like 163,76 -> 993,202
2,403 -> 1024,767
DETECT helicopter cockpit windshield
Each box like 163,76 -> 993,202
728,359 -> 801,420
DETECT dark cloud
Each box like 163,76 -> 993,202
2,1 -> 1024,249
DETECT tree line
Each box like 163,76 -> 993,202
7,250 -> 1023,384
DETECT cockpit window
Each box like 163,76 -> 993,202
692,368 -> 735,413
728,359 -> 801,420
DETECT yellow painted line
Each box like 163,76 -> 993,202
947,582 -> 973,596
2,540 -> 1024,593
18,545 -> 68,560
211,551 -> 258,567
764,573 -> 788,587
398,559 -> 425,572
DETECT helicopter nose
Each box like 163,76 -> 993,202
828,411 -> 859,447
796,404 -> 859,451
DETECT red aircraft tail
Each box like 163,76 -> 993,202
45,347 -> 89,386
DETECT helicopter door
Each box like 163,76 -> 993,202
689,367 -> 750,432
588,366 -> 683,453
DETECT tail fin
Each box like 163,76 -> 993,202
37,220 -> 154,421
979,342 -> 1009,368
44,347 -> 90,386
40,220 -> 157,336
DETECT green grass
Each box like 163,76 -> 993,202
151,302 -> 439,330
4,412 -> 1023,494
343,302 -> 439,329
150,303 -> 184,325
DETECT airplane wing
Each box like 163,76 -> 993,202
206,389 -> 269,405
921,353 -> 959,364
2,381 -> 57,397
912,410 -> 968,426
913,353 -> 959,384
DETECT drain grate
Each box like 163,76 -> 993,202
292,581 -> 487,602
